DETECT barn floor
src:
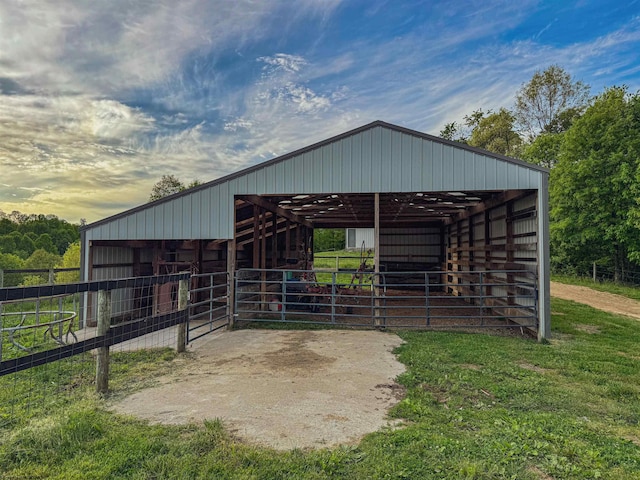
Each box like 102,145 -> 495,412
110,329 -> 406,450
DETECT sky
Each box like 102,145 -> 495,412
0,0 -> 639,224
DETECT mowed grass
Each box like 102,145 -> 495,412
2,298 -> 640,478
313,249 -> 373,285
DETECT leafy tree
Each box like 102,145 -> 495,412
468,108 -> 523,156
439,109 -> 486,144
515,65 -> 590,137
439,122 -> 461,141
56,242 -> 81,283
0,234 -> 17,254
550,87 -> 640,279
0,218 -> 14,235
149,174 -> 185,201
0,252 -> 24,287
521,132 -> 563,169
149,175 -> 203,202
0,211 -> 79,257
18,234 -> 36,258
314,229 -> 346,252
22,249 -> 62,284
34,233 -> 58,255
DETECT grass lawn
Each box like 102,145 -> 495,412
2,298 -> 640,479
313,249 -> 373,285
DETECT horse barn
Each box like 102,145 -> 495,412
80,121 -> 550,340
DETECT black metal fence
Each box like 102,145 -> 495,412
0,273 -> 191,426
1,266 -> 537,427
235,269 -> 538,330
188,272 -> 230,342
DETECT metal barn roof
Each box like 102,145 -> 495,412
83,121 -> 548,241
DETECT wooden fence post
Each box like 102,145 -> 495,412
176,279 -> 189,353
96,289 -> 112,394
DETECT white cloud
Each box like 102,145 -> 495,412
0,0 -> 638,224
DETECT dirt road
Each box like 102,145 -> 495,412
551,281 -> 640,319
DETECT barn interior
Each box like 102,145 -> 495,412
86,188 -> 540,332
88,189 -> 538,279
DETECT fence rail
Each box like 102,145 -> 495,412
235,268 -> 538,329
0,267 -> 81,288
1,273 -> 190,381
188,272 -> 230,342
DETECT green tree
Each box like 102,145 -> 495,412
550,87 -> 640,279
149,176 -> 203,202
515,65 -> 590,137
18,234 -> 36,258
468,108 -> 523,156
0,252 -> 24,287
439,109 -> 486,144
0,234 -> 17,254
521,132 -> 563,169
440,122 -> 467,143
0,218 -> 15,235
23,249 -> 62,284
56,242 -> 81,283
314,229 -> 346,252
34,233 -> 58,255
24,249 -> 61,270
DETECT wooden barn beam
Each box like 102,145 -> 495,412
444,190 -> 532,225
252,205 -> 260,269
238,195 -> 312,228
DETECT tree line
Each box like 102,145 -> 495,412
0,211 -> 80,286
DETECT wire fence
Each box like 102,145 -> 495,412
0,268 -> 81,288
553,262 -> 640,287
0,273 -> 190,428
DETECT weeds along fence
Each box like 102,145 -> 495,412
0,267 -> 81,288
0,273 -> 189,428
553,262 -> 640,286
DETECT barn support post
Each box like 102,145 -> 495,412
96,289 -> 112,394
252,205 -> 260,269
537,177 -> 551,340
374,193 -> 381,327
176,279 -> 189,352
506,201 -> 515,306
86,242 -> 96,327
271,213 -> 278,268
260,209 -> 267,310
227,239 -> 236,330
285,220 -> 291,258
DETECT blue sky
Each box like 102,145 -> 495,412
0,0 -> 639,223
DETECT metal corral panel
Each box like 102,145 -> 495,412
84,122 -> 546,242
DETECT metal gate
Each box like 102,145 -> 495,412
234,268 -> 538,330
188,272 -> 230,342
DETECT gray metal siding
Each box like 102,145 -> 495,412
85,125 -> 544,242
90,246 -> 135,319
380,227 -> 441,264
